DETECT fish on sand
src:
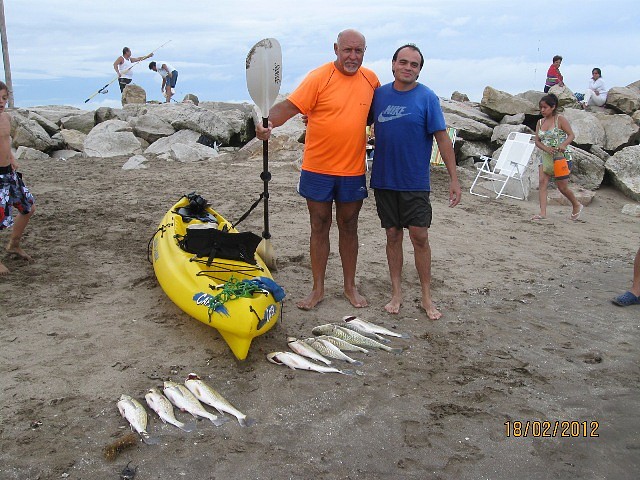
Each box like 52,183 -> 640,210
163,381 -> 227,427
267,351 -> 353,375
287,337 -> 332,365
302,337 -> 364,366
312,324 -> 403,354
343,315 -> 410,339
184,373 -> 256,427
117,394 -> 160,445
145,387 -> 196,432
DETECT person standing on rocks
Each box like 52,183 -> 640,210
0,81 -> 36,275
149,61 -> 178,103
256,29 -> 380,311
369,44 -> 461,320
113,47 -> 153,93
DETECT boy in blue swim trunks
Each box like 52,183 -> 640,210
0,81 -> 36,275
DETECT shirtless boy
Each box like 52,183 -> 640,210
0,81 -> 36,275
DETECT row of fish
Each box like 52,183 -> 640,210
267,316 -> 410,374
117,373 -> 255,444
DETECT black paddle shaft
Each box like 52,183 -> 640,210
260,117 -> 272,240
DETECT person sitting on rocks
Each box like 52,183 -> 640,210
581,67 -> 608,109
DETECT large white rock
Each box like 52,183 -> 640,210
83,119 -> 142,158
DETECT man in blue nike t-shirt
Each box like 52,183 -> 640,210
370,44 -> 461,320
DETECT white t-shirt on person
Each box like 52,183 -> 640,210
155,62 -> 175,79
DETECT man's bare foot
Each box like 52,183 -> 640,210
344,288 -> 368,308
384,297 -> 402,314
422,301 -> 442,320
7,244 -> 33,262
296,290 -> 324,310
0,262 -> 9,275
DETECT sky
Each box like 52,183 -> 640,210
2,0 -> 639,110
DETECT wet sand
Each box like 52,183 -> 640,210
1,153 -> 638,479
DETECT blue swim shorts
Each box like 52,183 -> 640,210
0,169 -> 35,230
297,170 -> 368,203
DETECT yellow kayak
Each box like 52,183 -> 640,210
150,194 -> 282,360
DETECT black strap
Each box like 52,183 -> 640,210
232,193 -> 264,229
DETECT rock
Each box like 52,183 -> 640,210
595,113 -> 640,152
451,91 -> 469,102
95,107 -> 118,124
480,86 -> 539,121
51,149 -> 82,160
27,111 -> 60,135
569,148 -> 606,190
444,112 -> 494,141
15,146 -> 50,161
122,84 -> 147,105
182,93 -> 199,105
26,105 -> 84,125
144,129 -> 219,161
605,87 -> 640,115
9,110 -> 62,152
130,114 -> 176,143
490,124 -> 534,145
122,155 -> 149,170
60,110 -> 95,134
548,84 -> 579,109
605,145 -> 640,201
440,98 -> 498,128
621,203 -> 640,217
58,129 -> 87,151
562,109 -> 606,148
500,113 -> 525,125
547,188 -> 595,206
83,119 -> 143,158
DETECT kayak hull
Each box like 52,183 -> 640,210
151,196 -> 281,360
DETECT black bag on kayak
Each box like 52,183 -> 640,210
180,227 -> 262,266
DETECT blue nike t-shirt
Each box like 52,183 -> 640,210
370,82 -> 446,191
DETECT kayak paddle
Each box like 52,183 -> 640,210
245,38 -> 282,271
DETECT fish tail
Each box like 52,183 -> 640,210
209,413 -> 229,427
384,346 -> 403,354
349,359 -> 364,366
141,432 -> 160,445
239,416 -> 257,427
179,421 -> 197,433
399,333 -> 411,339
341,369 -> 355,375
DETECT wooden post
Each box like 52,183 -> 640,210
0,0 -> 14,107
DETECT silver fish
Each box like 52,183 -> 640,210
163,381 -> 227,427
315,335 -> 369,353
145,388 -> 196,433
267,351 -> 353,375
287,337 -> 332,365
303,337 -> 364,366
312,324 -> 403,354
184,373 -> 256,427
117,394 -> 159,445
343,315 -> 410,339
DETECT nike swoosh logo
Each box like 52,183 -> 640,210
377,112 -> 411,123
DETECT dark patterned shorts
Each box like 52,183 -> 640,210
0,169 -> 35,230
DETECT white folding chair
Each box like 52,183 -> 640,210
469,132 -> 536,200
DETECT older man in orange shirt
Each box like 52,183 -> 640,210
257,29 -> 380,310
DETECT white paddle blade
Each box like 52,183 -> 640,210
246,38 -> 282,118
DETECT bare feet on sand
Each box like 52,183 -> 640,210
296,289 -> 324,310
422,301 -> 442,320
384,296 -> 402,314
0,262 -> 9,275
7,244 -> 34,262
344,288 -> 368,308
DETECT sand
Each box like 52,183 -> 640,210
1,153 -> 639,480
